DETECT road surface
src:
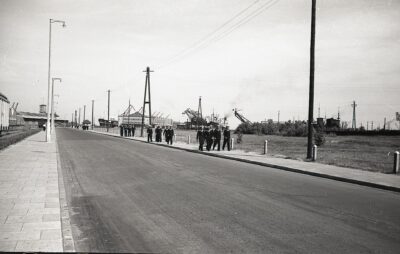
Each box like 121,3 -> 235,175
56,128 -> 400,253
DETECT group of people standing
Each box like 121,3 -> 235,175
196,125 -> 231,152
148,125 -> 175,145
120,124 -> 136,137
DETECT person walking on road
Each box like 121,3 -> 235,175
196,126 -> 205,151
168,126 -> 174,145
204,127 -> 212,151
163,126 -> 169,144
213,126 -> 221,151
119,125 -> 123,137
124,125 -> 128,137
155,126 -> 161,142
127,125 -> 131,137
222,126 -> 231,151
147,126 -> 153,142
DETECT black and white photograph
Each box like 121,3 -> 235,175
0,0 -> 400,253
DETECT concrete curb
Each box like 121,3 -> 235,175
90,130 -> 400,193
55,134 -> 76,252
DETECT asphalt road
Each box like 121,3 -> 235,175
56,128 -> 400,253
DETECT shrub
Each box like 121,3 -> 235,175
314,131 -> 326,146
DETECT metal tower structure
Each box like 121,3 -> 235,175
141,67 -> 153,137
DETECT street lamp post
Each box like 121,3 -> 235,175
46,19 -> 66,142
51,78 -> 62,134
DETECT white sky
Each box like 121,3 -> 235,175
0,0 -> 399,128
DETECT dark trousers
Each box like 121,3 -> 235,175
147,134 -> 152,142
199,141 -> 204,151
222,138 -> 230,151
206,139 -> 212,151
168,136 -> 173,145
120,128 -> 123,136
213,139 -> 221,151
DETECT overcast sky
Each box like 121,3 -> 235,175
1,0 -> 399,128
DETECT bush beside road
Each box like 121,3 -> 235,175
0,128 -> 41,151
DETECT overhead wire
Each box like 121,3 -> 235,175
158,0 -> 280,69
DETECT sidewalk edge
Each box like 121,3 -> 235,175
55,134 -> 76,252
90,130 -> 400,193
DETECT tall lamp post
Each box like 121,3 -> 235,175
46,19 -> 66,142
51,78 -> 62,134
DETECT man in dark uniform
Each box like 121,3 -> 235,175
147,126 -> 153,142
196,126 -> 205,151
155,126 -> 161,142
119,124 -> 123,137
204,127 -> 211,151
163,126 -> 168,144
124,125 -> 128,137
213,126 -> 221,151
222,126 -> 231,151
168,126 -> 174,145
126,125 -> 131,137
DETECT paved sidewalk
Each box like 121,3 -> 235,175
91,129 -> 400,192
0,131 -> 63,252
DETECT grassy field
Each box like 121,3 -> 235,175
174,129 -> 400,173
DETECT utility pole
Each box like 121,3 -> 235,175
91,100 -> 94,130
307,0 -> 316,159
71,113 -> 73,127
197,96 -> 203,129
371,121 -> 374,130
384,117 -> 386,130
83,105 -> 86,123
318,103 -> 320,118
278,110 -> 280,124
351,100 -> 357,130
107,90 -> 110,132
141,67 -> 153,137
367,121 -> 369,131
74,110 -> 77,128
78,108 -> 81,127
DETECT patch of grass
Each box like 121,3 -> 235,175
175,129 -> 400,173
0,128 -> 41,150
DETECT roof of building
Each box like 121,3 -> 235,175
0,92 -> 9,103
119,111 -> 143,117
17,111 -> 59,120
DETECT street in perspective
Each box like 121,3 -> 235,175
1,0 -> 400,253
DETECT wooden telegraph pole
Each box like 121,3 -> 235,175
141,67 -> 153,137
107,90 -> 110,132
307,0 -> 316,159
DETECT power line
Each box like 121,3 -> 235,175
206,0 -> 280,45
158,0 -> 280,69
158,0 -> 262,69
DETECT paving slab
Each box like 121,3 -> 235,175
0,131 -> 66,252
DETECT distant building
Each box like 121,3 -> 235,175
326,118 -> 340,129
316,117 -> 324,128
39,104 -> 47,114
0,92 -> 10,131
14,104 -> 67,128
